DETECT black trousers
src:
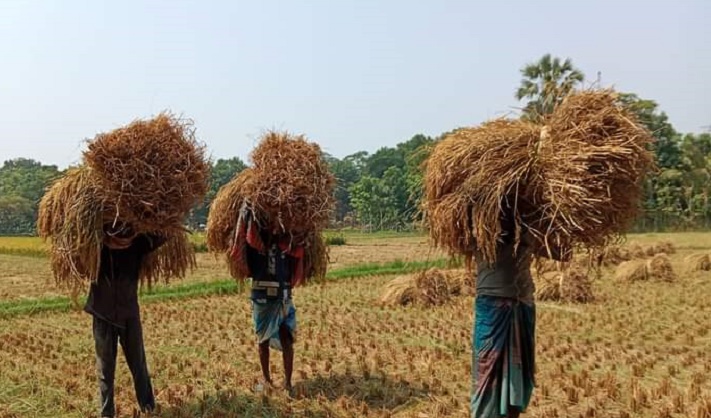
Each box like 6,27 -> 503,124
92,315 -> 155,417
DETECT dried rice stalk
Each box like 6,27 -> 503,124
37,167 -> 103,291
531,90 -> 655,253
646,253 -> 676,282
83,113 -> 209,232
645,241 -> 676,257
207,132 -> 334,283
140,230 -> 196,287
558,267 -> 595,303
685,253 -> 711,272
615,260 -> 649,282
424,90 -> 655,263
380,275 -> 419,306
206,169 -> 254,253
380,268 -> 473,307
626,243 -> 646,259
423,120 -> 541,262
535,273 -> 561,301
536,266 -> 593,303
245,131 -> 335,236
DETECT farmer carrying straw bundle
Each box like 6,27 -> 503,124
38,113 -> 209,417
423,90 -> 655,418
206,131 -> 334,396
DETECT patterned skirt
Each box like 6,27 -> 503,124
252,299 -> 297,351
471,295 -> 536,417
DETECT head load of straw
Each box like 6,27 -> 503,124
206,131 -> 335,282
37,113 -> 209,291
424,89 -> 655,263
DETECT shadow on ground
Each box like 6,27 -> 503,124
155,374 -> 428,417
295,372 -> 429,410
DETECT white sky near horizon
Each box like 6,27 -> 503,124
0,0 -> 709,168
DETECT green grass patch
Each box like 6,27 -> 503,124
0,258 -> 455,319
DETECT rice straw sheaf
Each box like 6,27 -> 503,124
685,253 -> 711,272
531,90 -> 656,252
206,169 -> 254,253
536,266 -> 594,303
615,259 -> 649,282
244,131 -> 335,236
37,167 -> 103,290
83,113 -> 209,232
558,267 -> 595,303
645,253 -> 676,282
140,230 -> 196,287
423,120 -> 541,262
424,89 -> 655,263
380,268 -> 468,307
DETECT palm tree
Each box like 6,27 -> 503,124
516,54 -> 584,121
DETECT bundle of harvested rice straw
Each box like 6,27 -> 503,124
685,253 -> 711,272
38,113 -> 209,290
535,266 -> 594,304
424,90 -> 655,265
380,268 -> 474,307
206,131 -> 335,281
614,253 -> 677,282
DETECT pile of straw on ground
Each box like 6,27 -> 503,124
685,253 -> 711,272
644,241 -> 676,257
38,113 -> 207,291
380,268 -> 474,307
615,254 -> 677,282
206,131 -> 334,282
424,90 -> 655,264
535,266 -> 594,303
646,253 -> 676,282
615,259 -> 648,282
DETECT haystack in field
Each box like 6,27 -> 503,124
535,266 -> 594,303
558,267 -> 595,303
645,241 -> 676,257
646,253 -> 676,282
380,268 -> 473,307
37,113 -> 209,290
424,89 -> 655,264
615,260 -> 648,282
206,131 -> 334,282
685,253 -> 711,272
626,243 -> 646,259
84,113 -> 209,232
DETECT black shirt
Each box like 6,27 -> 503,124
84,234 -> 165,327
474,201 -> 535,302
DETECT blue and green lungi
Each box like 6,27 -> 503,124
252,299 -> 297,351
471,295 -> 536,417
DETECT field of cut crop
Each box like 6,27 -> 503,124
0,232 -> 710,417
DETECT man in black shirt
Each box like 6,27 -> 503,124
84,225 -> 165,418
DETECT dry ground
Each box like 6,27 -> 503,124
0,232 -> 710,417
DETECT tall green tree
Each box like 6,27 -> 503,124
516,54 -> 584,120
328,157 -> 360,222
618,93 -> 680,169
0,159 -> 60,235
189,157 -> 247,228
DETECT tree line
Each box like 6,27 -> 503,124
1,55 -> 709,235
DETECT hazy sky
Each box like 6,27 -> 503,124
1,0 -> 709,168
